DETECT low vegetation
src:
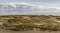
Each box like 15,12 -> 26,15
0,15 -> 60,31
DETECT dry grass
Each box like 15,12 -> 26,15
0,15 -> 60,31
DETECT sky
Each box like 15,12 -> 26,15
0,0 -> 60,15
0,0 -> 60,7
0,0 -> 60,3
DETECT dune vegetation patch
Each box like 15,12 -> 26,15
0,15 -> 60,32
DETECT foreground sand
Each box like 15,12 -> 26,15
0,28 -> 59,33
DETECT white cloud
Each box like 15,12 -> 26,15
0,2 -> 60,15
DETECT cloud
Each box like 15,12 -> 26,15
0,2 -> 60,16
